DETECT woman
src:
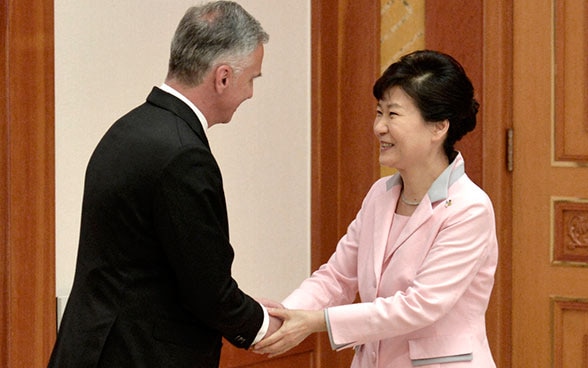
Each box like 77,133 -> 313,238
254,50 -> 498,367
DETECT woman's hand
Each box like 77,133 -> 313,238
253,308 -> 326,357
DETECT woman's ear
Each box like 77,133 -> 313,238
431,119 -> 450,139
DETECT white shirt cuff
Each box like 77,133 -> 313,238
252,304 -> 269,345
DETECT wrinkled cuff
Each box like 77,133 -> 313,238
252,304 -> 269,345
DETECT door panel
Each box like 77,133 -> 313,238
512,0 -> 588,366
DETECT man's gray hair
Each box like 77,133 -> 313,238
167,1 -> 269,86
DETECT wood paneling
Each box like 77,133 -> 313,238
310,0 -> 380,366
553,199 -> 588,265
552,298 -> 588,368
1,0 -> 56,367
479,2 -> 514,367
311,0 -> 380,268
1,2 -> 8,367
425,0 -> 484,186
512,0 -> 588,365
426,1 -> 513,367
554,0 -> 588,163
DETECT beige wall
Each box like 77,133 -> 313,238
54,0 -> 311,305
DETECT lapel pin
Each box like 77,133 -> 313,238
445,199 -> 452,207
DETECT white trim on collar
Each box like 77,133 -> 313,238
159,83 -> 209,133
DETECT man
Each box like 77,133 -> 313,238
48,2 -> 278,367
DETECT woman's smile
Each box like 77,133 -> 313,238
380,141 -> 394,151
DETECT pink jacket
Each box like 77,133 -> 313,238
283,154 -> 497,367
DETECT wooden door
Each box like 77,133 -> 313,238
512,0 -> 588,366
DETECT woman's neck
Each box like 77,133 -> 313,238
396,153 -> 450,213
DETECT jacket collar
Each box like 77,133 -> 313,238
371,153 -> 467,282
385,152 -> 465,204
146,87 -> 210,148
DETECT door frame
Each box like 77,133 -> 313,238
1,0 -> 56,367
310,0 -> 381,365
478,2 -> 514,366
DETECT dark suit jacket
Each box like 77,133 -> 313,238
48,87 -> 264,368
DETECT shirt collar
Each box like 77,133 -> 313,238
386,152 -> 466,203
159,83 -> 209,133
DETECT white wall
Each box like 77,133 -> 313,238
54,0 -> 310,303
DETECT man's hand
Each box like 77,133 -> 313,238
253,308 -> 326,357
255,298 -> 285,339
266,314 -> 282,338
256,298 -> 284,310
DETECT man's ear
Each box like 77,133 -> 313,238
214,65 -> 232,93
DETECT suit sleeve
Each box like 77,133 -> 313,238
153,146 -> 263,349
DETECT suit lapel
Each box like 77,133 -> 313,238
146,87 -> 210,149
379,155 -> 465,267
372,186 -> 399,283
374,177 -> 435,276
389,199 -> 433,256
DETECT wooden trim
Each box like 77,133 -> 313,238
551,297 -> 588,368
311,0 -> 380,272
552,199 -> 588,265
553,0 -> 588,163
1,2 -> 8,366
1,1 -> 56,367
311,0 -> 380,366
480,1 -> 513,366
310,1 -> 341,363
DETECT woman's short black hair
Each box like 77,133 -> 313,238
373,50 -> 479,159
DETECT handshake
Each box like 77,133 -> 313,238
252,298 -> 326,357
